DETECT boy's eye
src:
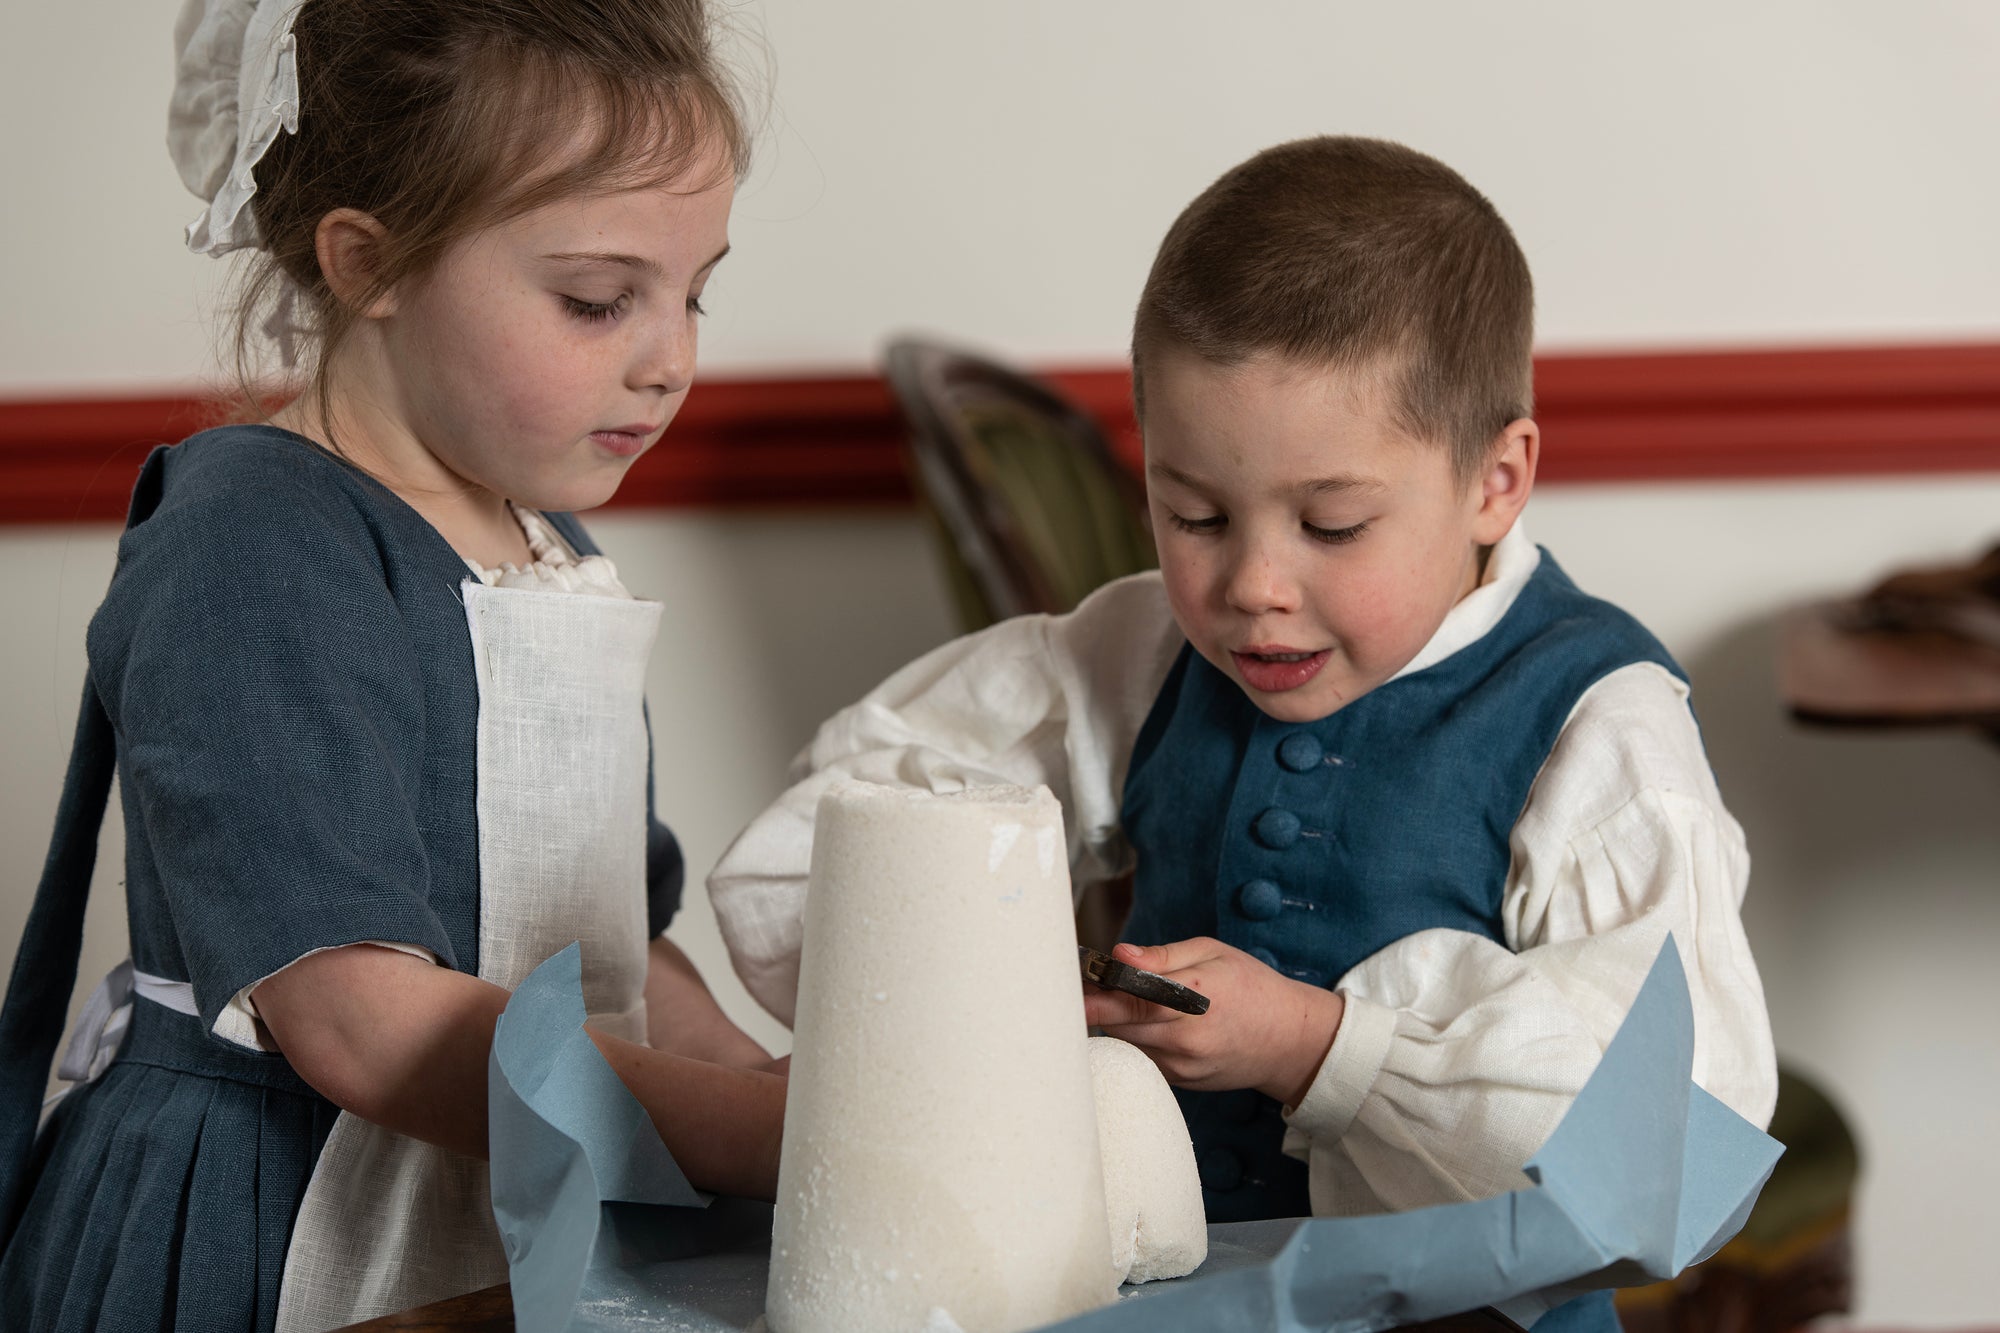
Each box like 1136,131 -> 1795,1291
687,293 -> 708,317
1303,520 -> 1369,546
561,294 -> 627,323
1168,512 -> 1225,535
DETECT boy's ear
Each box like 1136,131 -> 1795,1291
1470,417 -> 1538,545
313,209 -> 398,319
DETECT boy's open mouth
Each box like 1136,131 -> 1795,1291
1231,647 -> 1331,693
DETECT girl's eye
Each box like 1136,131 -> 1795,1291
561,295 -> 626,323
687,293 -> 709,317
1304,520 -> 1369,546
1168,512 -> 1225,535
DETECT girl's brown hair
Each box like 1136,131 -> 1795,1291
1132,136 -> 1534,482
234,0 -> 748,422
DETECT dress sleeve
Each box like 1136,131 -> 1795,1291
1282,662 -> 1778,1215
707,573 -> 1185,1026
90,481 -> 458,1047
646,754 -> 686,937
629,680 -> 685,939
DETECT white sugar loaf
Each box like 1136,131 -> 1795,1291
1088,1036 -> 1207,1284
767,782 -> 1117,1333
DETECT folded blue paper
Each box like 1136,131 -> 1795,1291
488,938 -> 1780,1332
488,943 -> 715,1332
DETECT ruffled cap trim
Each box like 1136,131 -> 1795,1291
168,0 -> 303,256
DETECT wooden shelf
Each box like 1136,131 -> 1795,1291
1779,600 -> 2000,729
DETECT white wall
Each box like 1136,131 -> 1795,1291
5,1 -> 2000,1327
2,1 -> 1998,390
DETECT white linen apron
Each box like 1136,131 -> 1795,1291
272,576 -> 663,1332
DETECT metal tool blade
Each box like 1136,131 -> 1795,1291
1078,945 -> 1212,1016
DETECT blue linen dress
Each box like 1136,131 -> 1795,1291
0,425 -> 685,1331
1119,552 -> 1683,1332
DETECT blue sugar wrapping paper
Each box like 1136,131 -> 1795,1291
1041,937 -> 1783,1332
488,943 -> 718,1332
490,938 -> 1781,1332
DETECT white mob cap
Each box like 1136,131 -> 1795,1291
167,0 -> 304,255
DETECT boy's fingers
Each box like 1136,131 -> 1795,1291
1095,1022 -> 1186,1058
1114,937 -> 1220,979
1082,987 -> 1182,1029
1081,989 -> 1144,1026
1096,1028 -> 1212,1085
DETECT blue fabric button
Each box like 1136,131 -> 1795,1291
1198,1147 -> 1244,1191
1237,878 -> 1283,921
1277,731 -> 1323,772
1247,946 -> 1280,970
1252,807 -> 1301,849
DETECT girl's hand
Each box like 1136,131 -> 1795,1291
1080,938 -> 1344,1107
642,935 -> 773,1067
256,942 -> 788,1199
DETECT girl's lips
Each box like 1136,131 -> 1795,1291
1232,647 -> 1330,693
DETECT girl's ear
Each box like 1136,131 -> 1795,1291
1470,417 -> 1539,546
313,209 -> 398,319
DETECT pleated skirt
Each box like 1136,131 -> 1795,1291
0,1000 -> 338,1332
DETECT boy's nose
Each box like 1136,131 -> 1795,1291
1223,544 -> 1300,616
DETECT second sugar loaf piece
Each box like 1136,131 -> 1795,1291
767,781 -> 1118,1333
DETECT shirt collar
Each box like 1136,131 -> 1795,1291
1388,522 -> 1541,682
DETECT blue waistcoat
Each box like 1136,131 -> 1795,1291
1120,549 -> 1684,1227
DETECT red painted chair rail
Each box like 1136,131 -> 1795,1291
4,343 -> 1998,524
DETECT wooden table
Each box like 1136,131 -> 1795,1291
341,1284 -> 513,1331
340,1284 -> 1528,1331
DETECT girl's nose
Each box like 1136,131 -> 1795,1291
631,308 -> 697,396
1223,540 -> 1301,616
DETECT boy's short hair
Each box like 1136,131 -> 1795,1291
1132,136 -> 1534,480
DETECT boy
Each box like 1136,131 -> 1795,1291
711,137 -> 1775,1330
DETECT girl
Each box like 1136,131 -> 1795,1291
0,0 -> 784,1328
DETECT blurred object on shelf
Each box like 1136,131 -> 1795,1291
1848,542 -> 2000,651
1781,541 -> 2000,732
882,335 -> 1154,633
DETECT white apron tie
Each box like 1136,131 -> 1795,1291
44,960 -> 202,1122
273,578 -> 663,1332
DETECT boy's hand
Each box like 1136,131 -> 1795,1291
1081,938 -> 1344,1108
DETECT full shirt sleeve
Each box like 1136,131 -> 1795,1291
1282,661 -> 1779,1216
708,573 -> 1185,1026
90,474 -> 459,1050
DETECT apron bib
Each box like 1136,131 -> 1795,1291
273,578 -> 662,1332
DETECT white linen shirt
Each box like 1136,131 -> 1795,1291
707,523 -> 1777,1217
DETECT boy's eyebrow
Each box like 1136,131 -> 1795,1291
1291,475 -> 1386,497
539,244 -> 732,279
1148,462 -> 1384,497
1147,462 -> 1212,491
